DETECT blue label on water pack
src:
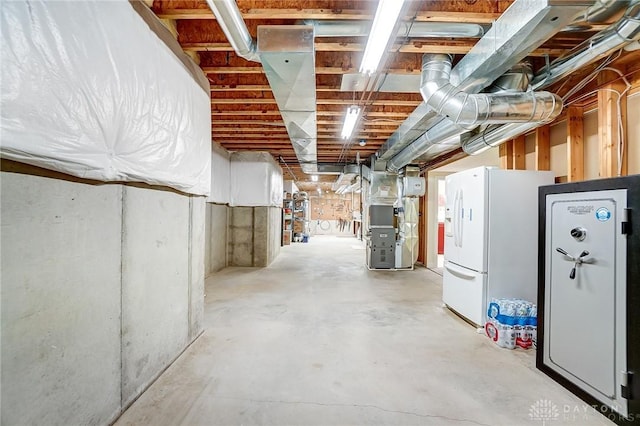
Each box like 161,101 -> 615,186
595,207 -> 611,222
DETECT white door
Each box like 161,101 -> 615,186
543,190 -> 627,417
444,167 -> 487,272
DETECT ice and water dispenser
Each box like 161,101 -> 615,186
537,175 -> 639,423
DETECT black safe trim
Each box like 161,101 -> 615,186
537,174 -> 640,425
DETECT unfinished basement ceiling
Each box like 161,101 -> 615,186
151,0 -> 639,183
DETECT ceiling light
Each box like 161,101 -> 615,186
359,0 -> 407,75
311,175 -> 318,182
341,105 -> 361,140
358,139 -> 366,146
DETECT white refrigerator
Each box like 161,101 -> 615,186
442,166 -> 555,326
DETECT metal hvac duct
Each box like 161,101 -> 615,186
204,0 -> 260,62
532,1 -> 640,89
384,0 -> 591,171
257,26 -> 318,174
485,62 -> 534,93
419,54 -> 562,126
331,164 -> 360,191
206,0 -> 322,173
463,0 -> 640,156
378,0 -> 593,165
304,20 -> 485,38
569,0 -> 630,28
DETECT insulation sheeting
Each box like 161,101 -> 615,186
283,180 -> 299,195
230,152 -> 283,207
208,143 -> 231,204
0,1 -> 211,195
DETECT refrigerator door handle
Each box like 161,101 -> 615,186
444,261 -> 476,280
454,190 -> 461,247
452,191 -> 458,246
458,190 -> 464,248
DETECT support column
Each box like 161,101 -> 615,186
567,107 -> 584,182
512,135 -> 526,170
598,74 -> 628,177
535,125 -> 550,171
499,140 -> 514,170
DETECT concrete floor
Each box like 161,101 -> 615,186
115,235 -> 613,426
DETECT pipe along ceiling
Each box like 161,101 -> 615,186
205,0 -> 640,177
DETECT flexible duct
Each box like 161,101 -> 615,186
204,0 -> 260,62
464,1 -> 640,155
419,54 -> 562,126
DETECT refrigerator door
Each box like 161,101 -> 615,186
443,261 -> 486,326
543,190 -> 627,417
444,167 -> 487,272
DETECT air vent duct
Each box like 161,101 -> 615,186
258,26 -> 318,174
464,0 -> 640,156
377,0 -> 592,165
419,54 -> 562,126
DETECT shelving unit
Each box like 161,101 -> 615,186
293,195 -> 309,242
282,198 -> 293,246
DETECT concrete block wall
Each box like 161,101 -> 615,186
120,186 -> 192,406
227,206 -> 281,267
205,203 -> 229,275
189,197 -> 206,341
0,165 -> 205,425
1,171 -> 123,426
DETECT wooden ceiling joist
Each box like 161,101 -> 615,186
156,9 -> 502,23
150,0 -> 638,173
202,66 -> 421,75
185,41 -> 565,57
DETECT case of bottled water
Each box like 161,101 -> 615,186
485,298 -> 537,349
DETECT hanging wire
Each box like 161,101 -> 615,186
279,155 -> 298,181
561,53 -> 632,177
337,9 -> 419,165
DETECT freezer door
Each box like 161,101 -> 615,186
444,167 -> 487,272
443,261 -> 486,326
543,190 -> 627,417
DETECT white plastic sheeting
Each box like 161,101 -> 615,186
208,143 -> 231,204
230,152 -> 283,207
283,180 -> 299,196
0,1 -> 211,195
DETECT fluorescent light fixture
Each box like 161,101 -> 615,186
311,175 -> 318,182
359,0 -> 406,75
341,105 -> 361,139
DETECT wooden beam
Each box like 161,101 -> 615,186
203,66 -> 421,75
499,141 -> 514,170
211,110 -> 409,118
185,41 -> 563,57
212,120 -> 283,125
211,110 -> 282,116
210,85 -> 272,91
155,9 -> 501,23
535,125 -> 551,171
567,106 -> 584,182
597,75 -> 628,177
210,98 -> 421,106
512,135 -> 526,170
